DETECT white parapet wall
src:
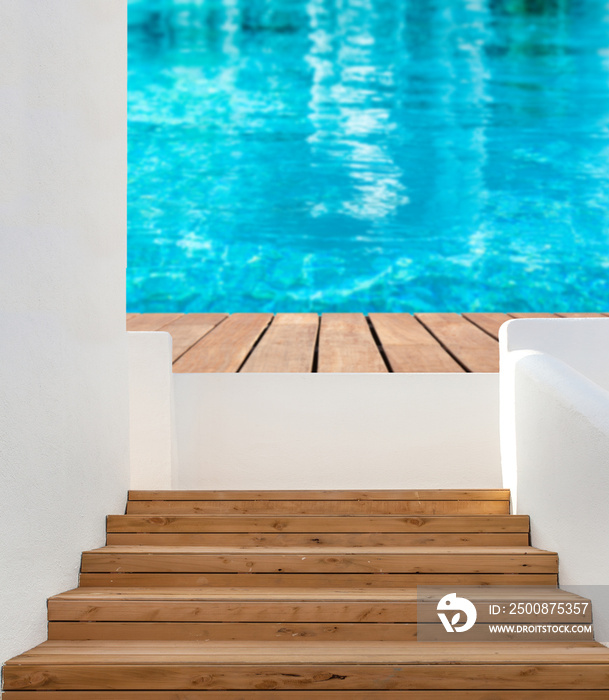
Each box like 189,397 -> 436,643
500,319 -> 609,644
173,372 -> 502,489
127,332 -> 502,488
0,0 -> 129,673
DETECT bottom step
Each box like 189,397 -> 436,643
4,640 -> 609,692
4,693 -> 609,699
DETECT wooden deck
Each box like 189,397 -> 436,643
126,312 -> 607,373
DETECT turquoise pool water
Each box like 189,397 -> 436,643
128,0 -> 609,312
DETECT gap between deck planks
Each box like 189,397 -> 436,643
126,312 -> 609,373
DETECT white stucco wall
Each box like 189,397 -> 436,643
511,353 -> 609,643
502,318 -> 609,391
0,0 -> 129,672
129,332 -> 174,489
500,319 -> 609,643
174,373 -> 501,489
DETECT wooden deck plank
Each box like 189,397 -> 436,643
240,314 -> 319,373
508,313 -> 557,319
317,314 -> 387,373
160,314 -> 228,362
461,313 -> 512,341
415,313 -> 500,372
172,314 -> 273,373
126,313 -> 182,332
555,313 -> 606,318
368,314 -> 463,372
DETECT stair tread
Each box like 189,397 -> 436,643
53,586 -> 584,602
8,639 -> 609,665
129,489 -> 511,501
87,545 -> 551,555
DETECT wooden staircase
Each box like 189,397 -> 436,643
4,489 -> 609,697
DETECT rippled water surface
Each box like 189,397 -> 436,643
128,0 -> 609,311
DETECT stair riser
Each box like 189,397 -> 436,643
107,514 -> 529,534
126,501 -> 510,516
48,600 -> 591,624
50,601 -> 421,622
106,533 -> 529,546
128,490 -> 512,501
80,553 -> 557,575
48,622 -> 420,641
5,663 -> 609,691
79,573 -> 559,587
47,622 -> 594,642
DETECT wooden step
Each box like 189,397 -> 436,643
47,587 -> 429,642
126,490 -> 512,518
106,514 -> 530,547
80,545 -> 557,575
5,640 -> 609,691
47,586 -> 593,642
5,693 -> 609,700
48,587 -> 435,623
48,586 -> 593,621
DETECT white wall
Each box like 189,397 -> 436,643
0,0 -> 128,671
500,320 -> 609,643
500,318 -> 609,504
513,353 -> 609,643
129,332 -> 174,489
174,373 -> 502,489
502,318 -> 609,391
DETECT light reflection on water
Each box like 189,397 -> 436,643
128,0 -> 609,311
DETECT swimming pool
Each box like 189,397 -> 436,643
128,0 -> 609,312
